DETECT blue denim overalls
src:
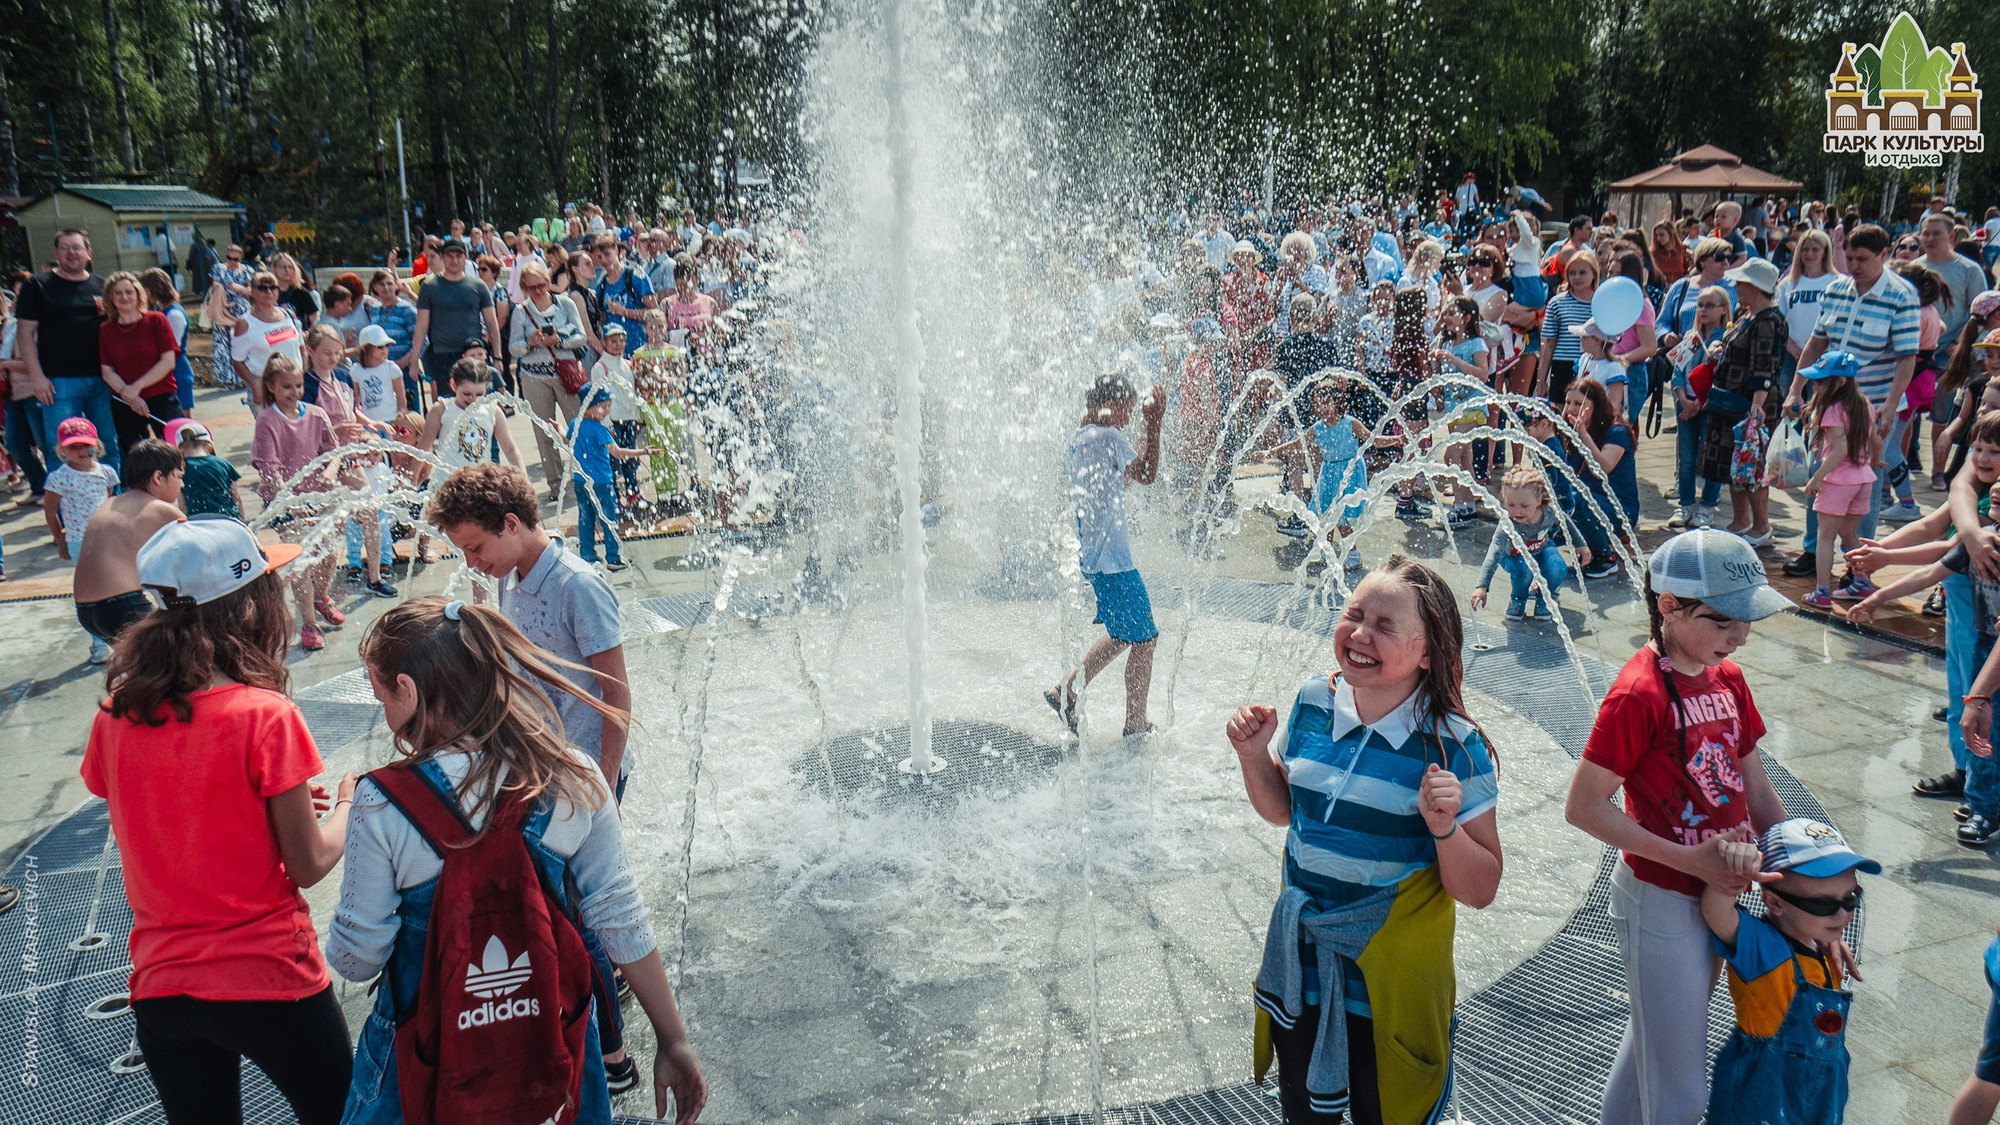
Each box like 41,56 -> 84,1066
1702,951 -> 1851,1125
340,761 -> 611,1125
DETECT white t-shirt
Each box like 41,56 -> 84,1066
437,400 -> 499,469
233,308 -> 303,382
1777,272 -> 1839,351
591,355 -> 641,422
1068,423 -> 1138,575
349,361 -> 403,423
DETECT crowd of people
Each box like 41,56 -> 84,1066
10,177 -> 2000,1125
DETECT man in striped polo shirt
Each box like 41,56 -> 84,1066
1784,224 -> 1920,573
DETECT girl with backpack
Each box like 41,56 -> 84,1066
328,596 -> 705,1125
83,517 -> 354,1125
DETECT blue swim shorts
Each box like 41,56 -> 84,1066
1088,569 -> 1159,645
1979,937 -> 2000,1084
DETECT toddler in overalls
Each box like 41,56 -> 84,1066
1700,817 -> 1878,1125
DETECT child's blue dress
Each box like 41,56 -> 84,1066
1312,419 -> 1368,524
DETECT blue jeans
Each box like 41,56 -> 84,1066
1976,694 -> 2000,821
610,420 -> 641,497
572,477 -> 623,564
1675,413 -> 1723,508
4,396 -> 48,495
37,377 -> 121,473
1946,575 -> 1986,773
345,510 -> 396,569
1498,546 -> 1568,607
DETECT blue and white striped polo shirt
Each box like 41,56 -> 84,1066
1279,675 -> 1500,910
1810,270 -> 1921,407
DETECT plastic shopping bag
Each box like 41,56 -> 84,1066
1764,417 -> 1810,490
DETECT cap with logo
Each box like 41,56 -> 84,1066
138,516 -> 302,607
1722,257 -> 1781,296
357,324 -> 394,348
1796,350 -> 1860,382
1974,328 -> 2000,351
1648,528 -> 1791,622
1759,817 -> 1881,877
57,417 -> 100,448
163,418 -> 211,447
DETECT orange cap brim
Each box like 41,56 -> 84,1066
263,543 -> 304,572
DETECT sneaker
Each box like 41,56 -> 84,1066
1936,706 -> 1951,722
1933,473 -> 1951,492
1692,505 -> 1717,529
1504,598 -> 1527,621
1958,812 -> 2000,849
1666,507 -> 1690,530
300,624 -> 325,652
1924,590 -> 1947,617
1957,804 -> 1974,823
1395,498 -> 1432,520
1831,579 -> 1874,601
364,579 -> 400,598
606,560 -> 630,572
1800,587 -> 1834,609
1536,595 -> 1557,620
1881,500 -> 1923,524
1343,551 -> 1366,571
604,1055 -> 641,1096
1781,551 -> 1816,578
1446,503 -> 1477,529
1582,557 -> 1619,580
88,637 -> 112,664
313,596 -> 347,627
1914,768 -> 1966,799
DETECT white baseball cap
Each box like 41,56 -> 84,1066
138,517 -> 302,607
357,324 -> 394,348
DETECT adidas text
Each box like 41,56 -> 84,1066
457,997 -> 542,1029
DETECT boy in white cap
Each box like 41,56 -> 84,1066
1700,817 -> 1876,1125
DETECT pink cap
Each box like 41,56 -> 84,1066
56,417 -> 99,448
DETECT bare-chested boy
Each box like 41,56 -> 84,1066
76,438 -> 185,662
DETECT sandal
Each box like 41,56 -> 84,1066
1044,686 -> 1078,733
1914,768 -> 1966,799
1924,589 -> 1947,617
0,884 -> 17,917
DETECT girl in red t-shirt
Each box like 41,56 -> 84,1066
1564,530 -> 1817,1125
82,518 -> 356,1124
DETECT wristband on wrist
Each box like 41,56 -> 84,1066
1967,696 -> 1992,706
1430,821 -> 1459,841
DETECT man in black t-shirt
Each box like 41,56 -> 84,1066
14,228 -> 120,471
410,237 -> 500,396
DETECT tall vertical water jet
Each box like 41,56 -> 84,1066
883,0 -> 942,778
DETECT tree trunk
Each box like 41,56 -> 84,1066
71,54 -> 100,178
100,0 -> 137,172
0,49 -> 18,195
715,0 -> 736,205
594,78 -> 611,208
218,0 -> 257,173
446,0 -> 486,219
543,0 -> 566,203
423,54 -> 454,226
355,0 -> 394,247
191,8 -> 215,151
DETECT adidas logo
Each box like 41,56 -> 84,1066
459,936 -> 541,1031
465,935 -> 533,998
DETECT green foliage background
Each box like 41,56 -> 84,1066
2,0 -> 1995,261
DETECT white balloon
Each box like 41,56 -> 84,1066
1592,277 -> 1645,337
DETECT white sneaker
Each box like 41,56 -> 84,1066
1666,507 -> 1690,530
1692,505 -> 1717,529
1881,501 -> 1923,524
88,638 -> 111,664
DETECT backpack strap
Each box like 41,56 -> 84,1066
367,763 -> 477,857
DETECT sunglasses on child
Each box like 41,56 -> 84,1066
1769,885 -> 1863,917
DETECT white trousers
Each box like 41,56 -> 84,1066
1598,860 -> 1721,1125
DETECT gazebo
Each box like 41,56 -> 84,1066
1606,145 -> 1804,230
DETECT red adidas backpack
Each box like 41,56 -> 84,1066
370,765 -> 597,1125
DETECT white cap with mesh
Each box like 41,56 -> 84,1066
1647,529 -> 1791,622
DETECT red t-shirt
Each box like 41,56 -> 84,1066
1583,647 -> 1766,896
97,310 -> 182,395
81,683 -> 331,1001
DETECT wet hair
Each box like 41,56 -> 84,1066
1085,371 -> 1137,411
1366,555 -> 1484,753
262,353 -> 302,398
120,438 -> 183,491
1498,463 -> 1551,509
427,462 -> 543,534
361,596 -> 616,823
102,572 -> 290,725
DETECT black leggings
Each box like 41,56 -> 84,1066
132,986 -> 352,1125
1270,1006 -> 1383,1125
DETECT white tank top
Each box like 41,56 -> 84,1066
234,308 -> 303,382
437,400 -> 498,469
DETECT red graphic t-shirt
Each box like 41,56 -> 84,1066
1583,646 -> 1766,896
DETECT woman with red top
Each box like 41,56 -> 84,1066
98,271 -> 188,458
1651,220 -> 1690,287
82,516 -> 355,1124
1563,530 -> 1849,1125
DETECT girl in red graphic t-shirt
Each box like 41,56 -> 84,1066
82,518 -> 356,1125
1564,530 -> 1842,1125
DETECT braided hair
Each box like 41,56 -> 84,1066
1644,568 -> 1695,762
